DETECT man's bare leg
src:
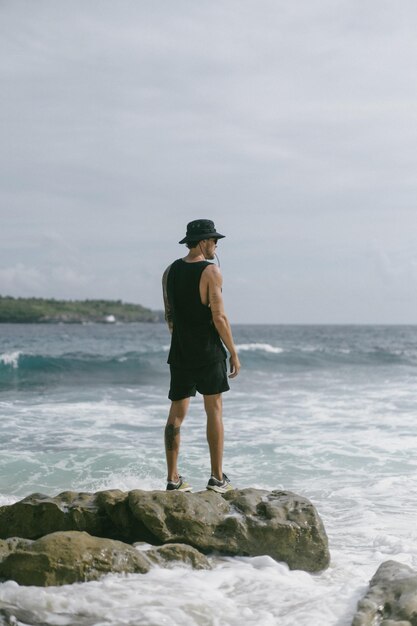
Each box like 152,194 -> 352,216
165,398 -> 190,482
204,393 -> 224,481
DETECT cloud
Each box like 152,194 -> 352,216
0,263 -> 93,298
1,0 -> 417,320
0,264 -> 45,294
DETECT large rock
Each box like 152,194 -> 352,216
352,560 -> 417,626
0,531 -> 150,586
0,531 -> 210,586
129,488 -> 329,572
0,488 -> 330,573
0,490 -> 154,544
0,491 -> 102,539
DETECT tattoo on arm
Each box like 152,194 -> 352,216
165,424 -> 180,451
207,268 -> 224,314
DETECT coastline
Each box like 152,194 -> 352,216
0,296 -> 164,324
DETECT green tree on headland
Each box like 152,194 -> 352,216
0,296 -> 164,323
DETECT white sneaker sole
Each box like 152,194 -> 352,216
206,484 -> 233,494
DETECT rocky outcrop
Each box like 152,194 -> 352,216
0,490 -> 152,543
0,531 -> 149,586
128,488 -> 329,572
0,488 -> 330,581
0,531 -> 210,586
352,560 -> 417,626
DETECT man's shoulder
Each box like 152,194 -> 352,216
203,263 -> 221,277
201,263 -> 222,286
162,259 -> 181,279
162,264 -> 171,280
162,262 -> 176,287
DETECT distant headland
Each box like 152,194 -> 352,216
0,296 -> 164,324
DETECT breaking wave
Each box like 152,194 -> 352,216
236,343 -> 284,354
1,340 -> 415,390
0,350 -> 168,390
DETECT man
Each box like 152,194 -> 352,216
162,219 -> 241,493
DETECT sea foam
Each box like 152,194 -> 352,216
236,343 -> 283,354
0,351 -> 21,369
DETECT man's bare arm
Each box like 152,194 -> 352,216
162,265 -> 173,334
207,265 -> 241,378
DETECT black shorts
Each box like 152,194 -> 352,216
169,360 -> 230,401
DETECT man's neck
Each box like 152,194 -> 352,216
183,249 -> 206,263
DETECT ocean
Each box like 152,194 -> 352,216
1,323 -> 417,626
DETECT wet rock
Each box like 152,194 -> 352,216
0,488 -> 330,573
0,491 -> 110,540
0,531 -> 150,586
95,489 -> 156,543
0,489 -> 156,544
0,533 -> 210,587
0,537 -> 32,561
128,488 -> 330,572
145,542 -> 211,570
352,560 -> 417,626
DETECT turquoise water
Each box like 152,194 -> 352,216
1,323 -> 417,625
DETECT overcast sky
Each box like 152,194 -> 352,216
1,0 -> 417,323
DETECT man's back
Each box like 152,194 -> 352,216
166,258 -> 226,369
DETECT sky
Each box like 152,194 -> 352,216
1,0 -> 417,323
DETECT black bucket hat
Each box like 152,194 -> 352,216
179,219 -> 225,244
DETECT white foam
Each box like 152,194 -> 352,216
236,343 -> 283,354
0,560 -> 328,626
0,350 -> 21,368
0,494 -> 20,506
84,472 -> 162,493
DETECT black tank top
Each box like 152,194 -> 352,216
167,259 -> 227,368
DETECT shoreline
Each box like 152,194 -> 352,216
0,296 -> 164,324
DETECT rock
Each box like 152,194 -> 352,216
0,531 -> 150,586
0,532 -> 210,587
95,489 -> 156,543
0,491 -> 111,540
0,537 -> 31,561
128,488 -> 329,572
0,537 -> 32,561
145,543 -> 211,570
0,490 -> 156,544
352,560 -> 417,626
0,488 -> 330,573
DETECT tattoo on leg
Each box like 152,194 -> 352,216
165,424 -> 180,451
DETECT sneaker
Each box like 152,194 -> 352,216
166,476 -> 192,492
206,473 -> 234,494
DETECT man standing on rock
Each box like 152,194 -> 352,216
162,219 -> 240,493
